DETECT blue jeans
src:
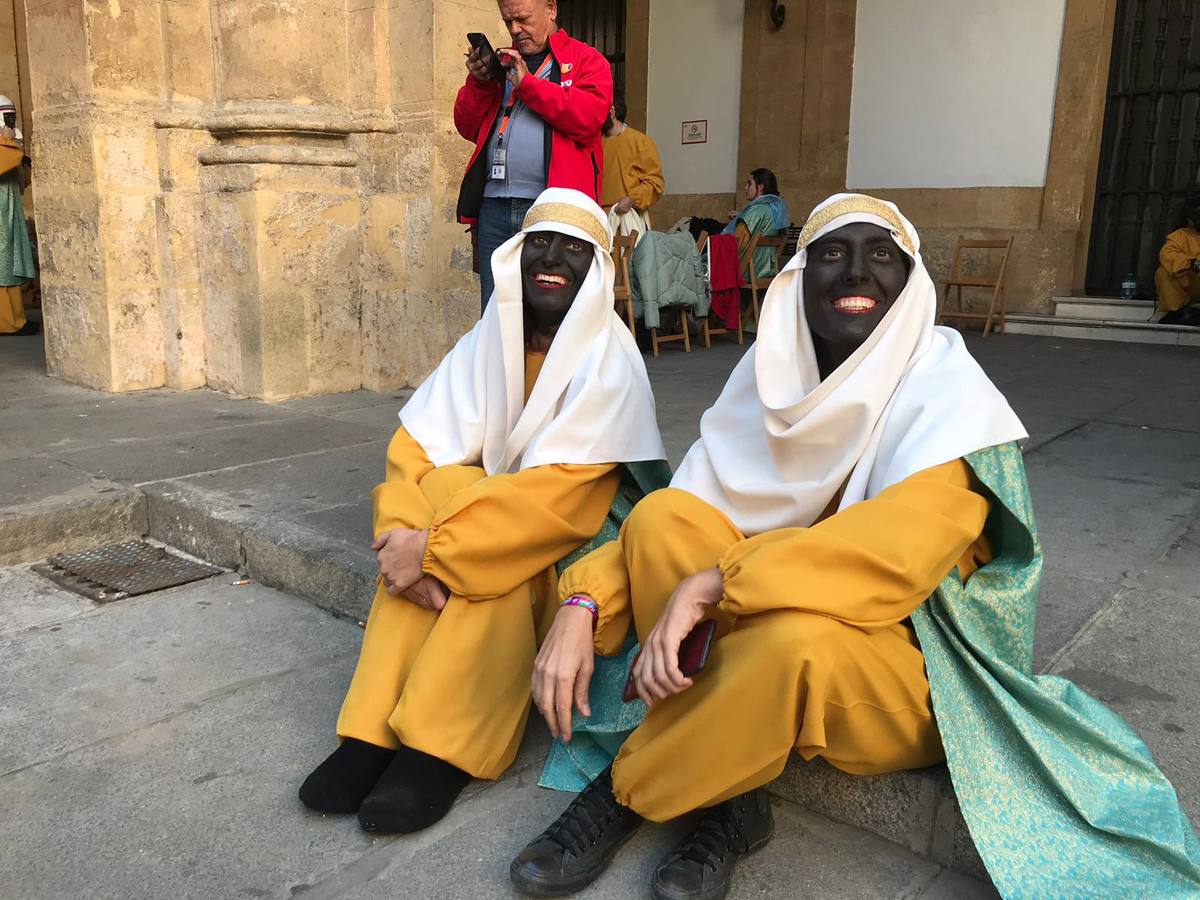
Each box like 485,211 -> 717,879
478,196 -> 536,312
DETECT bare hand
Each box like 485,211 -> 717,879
403,574 -> 450,612
614,196 -> 635,215
498,48 -> 529,88
533,604 -> 596,741
1191,258 -> 1200,274
372,528 -> 428,596
632,568 -> 722,707
465,45 -> 493,82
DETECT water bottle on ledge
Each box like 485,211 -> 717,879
1121,273 -> 1136,300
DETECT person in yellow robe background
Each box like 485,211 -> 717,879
298,188 -> 666,835
1155,195 -> 1200,326
601,92 -> 664,243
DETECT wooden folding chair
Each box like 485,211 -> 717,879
937,236 -> 1014,337
745,233 -> 786,326
701,231 -> 744,347
611,232 -> 639,334
648,232 -> 697,357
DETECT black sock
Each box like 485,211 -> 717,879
299,737 -> 396,814
357,744 -> 472,834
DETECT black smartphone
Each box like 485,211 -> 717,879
467,32 -> 506,82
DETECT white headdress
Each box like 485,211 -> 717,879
671,192 -> 1027,535
401,188 -> 666,473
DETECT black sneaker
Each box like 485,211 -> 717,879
651,788 -> 775,900
510,766 -> 644,897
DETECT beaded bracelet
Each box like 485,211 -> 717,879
561,594 -> 599,627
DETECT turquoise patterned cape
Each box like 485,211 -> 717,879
539,442 -> 1200,897
0,172 -> 34,286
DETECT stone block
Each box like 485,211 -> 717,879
84,0 -> 166,98
24,0 -> 90,108
259,190 -> 361,287
156,126 -> 212,193
99,191 -> 161,284
163,0 -> 215,102
31,121 -> 96,189
161,286 -> 208,390
35,191 -> 105,283
215,0 -> 348,104
94,127 -> 158,191
41,283 -> 114,391
107,286 -> 167,391
360,193 -> 408,283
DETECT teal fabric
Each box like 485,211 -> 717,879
914,442 -> 1200,898
722,193 -> 790,280
0,172 -> 34,286
538,459 -> 670,791
628,231 -> 709,330
538,442 -> 1200,897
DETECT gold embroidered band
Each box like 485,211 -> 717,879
522,202 -> 611,249
798,195 -> 916,255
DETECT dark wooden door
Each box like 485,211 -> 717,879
558,0 -> 626,97
1087,0 -> 1200,297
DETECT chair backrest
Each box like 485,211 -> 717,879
781,224 -> 803,260
695,231 -> 709,251
611,232 -> 638,299
747,233 -> 787,283
946,236 -> 1014,287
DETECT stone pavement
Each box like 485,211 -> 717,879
0,567 -> 996,899
2,332 -> 1199,894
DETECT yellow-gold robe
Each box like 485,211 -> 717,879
1155,227 -> 1200,313
559,458 -> 991,821
601,126 -> 664,212
337,350 -> 620,779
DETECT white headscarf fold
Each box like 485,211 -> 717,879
671,193 -> 1027,536
401,188 -> 666,474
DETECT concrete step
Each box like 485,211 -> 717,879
1051,295 -> 1156,323
1005,314 -> 1200,346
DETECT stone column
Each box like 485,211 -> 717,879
25,0 -> 498,398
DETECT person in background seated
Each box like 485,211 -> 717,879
600,92 -> 664,243
0,95 -> 36,337
722,168 -> 790,281
510,193 -> 1200,900
298,189 -> 666,836
1155,196 -> 1200,326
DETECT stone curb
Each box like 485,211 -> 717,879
0,482 -> 147,566
13,481 -> 989,883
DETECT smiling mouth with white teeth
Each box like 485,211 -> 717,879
831,295 -> 878,315
533,272 -> 570,289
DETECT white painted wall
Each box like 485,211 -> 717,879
646,0 -> 743,195
847,0 -> 1067,189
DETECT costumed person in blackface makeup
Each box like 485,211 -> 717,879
511,193 -> 1200,900
299,188 -> 669,835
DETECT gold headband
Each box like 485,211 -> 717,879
798,195 -> 916,255
522,202 -> 611,250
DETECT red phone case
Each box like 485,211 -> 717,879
622,619 -> 718,703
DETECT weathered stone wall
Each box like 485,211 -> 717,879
27,0 -> 495,398
737,0 -> 1118,313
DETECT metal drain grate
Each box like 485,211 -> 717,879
32,541 -> 223,603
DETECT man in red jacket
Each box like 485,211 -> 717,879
455,0 -> 613,311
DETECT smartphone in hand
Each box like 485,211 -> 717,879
467,32 -> 506,81
621,620 -> 718,703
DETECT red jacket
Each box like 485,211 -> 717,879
454,29 -> 613,223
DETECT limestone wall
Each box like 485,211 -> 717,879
27,0 -> 493,398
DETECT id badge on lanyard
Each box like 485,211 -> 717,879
490,56 -> 553,182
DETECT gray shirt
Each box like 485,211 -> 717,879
482,53 -> 557,201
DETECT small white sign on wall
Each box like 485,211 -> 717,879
681,120 -> 708,145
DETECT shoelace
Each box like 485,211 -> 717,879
542,774 -> 624,857
675,802 -> 749,872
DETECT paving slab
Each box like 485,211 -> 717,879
0,578 -> 352,774
59,417 -> 390,484
1050,587 -> 1200,824
1032,569 -> 1120,672
0,565 -> 95,635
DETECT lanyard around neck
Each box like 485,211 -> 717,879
497,56 -> 554,142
